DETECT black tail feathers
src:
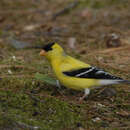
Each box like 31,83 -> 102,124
119,80 -> 130,84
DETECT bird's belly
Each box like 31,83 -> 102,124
56,74 -> 99,90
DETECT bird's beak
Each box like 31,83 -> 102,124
40,50 -> 46,56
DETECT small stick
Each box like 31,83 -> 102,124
51,1 -> 79,20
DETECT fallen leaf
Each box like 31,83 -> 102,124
68,37 -> 76,49
92,117 -> 101,122
24,24 -> 40,31
106,33 -> 121,48
116,110 -> 130,117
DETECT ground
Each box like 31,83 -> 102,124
0,0 -> 130,130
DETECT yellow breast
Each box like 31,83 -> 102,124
51,56 -> 98,90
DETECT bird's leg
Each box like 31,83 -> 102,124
79,88 -> 90,102
55,80 -> 64,96
56,80 -> 61,89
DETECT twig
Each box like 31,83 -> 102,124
1,75 -> 34,78
98,45 -> 130,54
0,9 -> 46,15
51,1 -> 79,20
87,45 -> 130,57
0,65 -> 38,72
16,121 -> 39,130
96,60 -> 129,73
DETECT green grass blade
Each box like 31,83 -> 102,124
35,73 -> 57,86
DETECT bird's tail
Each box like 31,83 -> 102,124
118,80 -> 130,84
99,79 -> 130,86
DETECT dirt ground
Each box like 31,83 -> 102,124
0,0 -> 130,129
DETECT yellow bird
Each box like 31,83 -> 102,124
40,42 -> 130,101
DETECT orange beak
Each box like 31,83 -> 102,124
40,50 -> 46,56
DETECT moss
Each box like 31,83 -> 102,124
0,0 -> 130,129
0,79 -> 83,129
36,98 -> 82,129
0,113 -> 17,129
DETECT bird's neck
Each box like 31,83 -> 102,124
50,52 -> 67,65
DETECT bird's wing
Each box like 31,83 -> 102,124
63,67 -> 122,80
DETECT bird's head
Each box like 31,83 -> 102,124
40,42 -> 64,61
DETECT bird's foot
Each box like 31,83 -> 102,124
79,95 -> 87,103
79,88 -> 90,103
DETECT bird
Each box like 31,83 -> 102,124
40,42 -> 130,101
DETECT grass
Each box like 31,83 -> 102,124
0,45 -> 130,129
0,0 -> 130,129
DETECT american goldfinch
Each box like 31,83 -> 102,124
40,42 -> 130,101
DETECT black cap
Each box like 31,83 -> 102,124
42,42 -> 55,51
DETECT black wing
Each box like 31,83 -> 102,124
63,67 -> 122,80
